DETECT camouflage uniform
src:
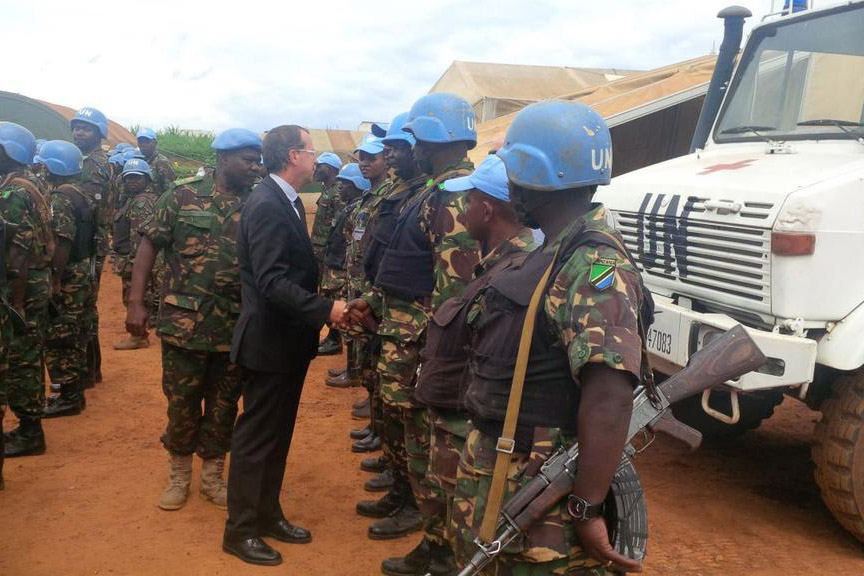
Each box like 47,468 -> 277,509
142,172 -> 245,459
452,205 -> 644,575
377,162 -> 481,546
310,181 -> 343,264
145,152 -> 177,197
114,184 -> 163,322
45,184 -> 95,395
0,170 -> 54,419
80,149 -> 111,369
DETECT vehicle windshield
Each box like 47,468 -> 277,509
714,3 -> 864,143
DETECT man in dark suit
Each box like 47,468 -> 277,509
223,125 -> 349,566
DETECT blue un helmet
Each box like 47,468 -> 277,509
316,152 -> 342,171
212,128 -> 262,152
354,134 -> 384,156
123,148 -> 146,162
122,158 -> 153,180
71,107 -> 109,139
116,142 -> 133,152
402,93 -> 476,149
0,122 -> 37,165
34,140 -> 84,176
336,163 -> 371,192
108,153 -> 125,167
378,112 -> 416,147
497,100 -> 612,192
136,127 -> 157,141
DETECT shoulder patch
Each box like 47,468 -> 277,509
589,257 -> 616,291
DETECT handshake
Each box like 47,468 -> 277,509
328,298 -> 377,332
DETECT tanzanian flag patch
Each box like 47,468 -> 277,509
589,258 -> 616,291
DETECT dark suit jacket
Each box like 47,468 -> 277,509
231,175 -> 332,373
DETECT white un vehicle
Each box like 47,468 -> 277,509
597,1 -> 864,543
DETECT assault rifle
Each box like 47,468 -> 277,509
456,324 -> 767,576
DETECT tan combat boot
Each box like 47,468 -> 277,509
113,335 -> 150,350
199,456 -> 228,509
159,453 -> 192,510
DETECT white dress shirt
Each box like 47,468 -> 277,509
269,173 -> 302,221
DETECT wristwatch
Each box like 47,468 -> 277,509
567,495 -> 605,522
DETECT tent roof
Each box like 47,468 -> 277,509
307,129 -> 369,162
471,54 -> 717,161
429,60 -> 636,107
0,90 -> 136,148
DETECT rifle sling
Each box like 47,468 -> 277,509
478,247 -> 558,543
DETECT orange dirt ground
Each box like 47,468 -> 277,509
1,270 -> 864,575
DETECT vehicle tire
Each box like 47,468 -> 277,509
670,388 -> 784,439
812,372 -> 864,544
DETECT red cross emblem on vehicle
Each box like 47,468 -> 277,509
698,159 -> 757,175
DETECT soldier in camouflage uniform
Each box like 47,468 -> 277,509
451,101 -> 644,575
71,107 -> 111,387
125,128 -> 262,511
0,214 -> 15,490
0,122 -> 54,456
349,95 -> 481,575
111,159 -> 163,350
310,153 -> 344,356
40,140 -> 97,419
136,128 -> 177,197
413,154 -> 539,570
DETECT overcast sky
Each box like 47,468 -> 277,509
5,0 -> 776,133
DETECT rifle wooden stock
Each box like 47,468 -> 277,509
658,325 -> 767,404
511,472 -> 574,530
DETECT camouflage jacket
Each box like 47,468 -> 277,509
81,148 -> 111,231
310,181 -> 342,262
127,190 -> 158,258
544,203 -> 643,382
142,172 -> 246,352
0,170 -> 55,270
146,152 -> 177,197
344,178 -> 391,296
378,161 -> 480,342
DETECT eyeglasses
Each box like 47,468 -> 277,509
292,148 -> 316,156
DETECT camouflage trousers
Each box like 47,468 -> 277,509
452,428 -> 606,576
378,336 -> 449,545
427,410 -> 470,549
83,250 -> 105,340
0,306 -> 10,410
160,343 -> 243,460
7,268 -> 50,418
45,261 -> 93,391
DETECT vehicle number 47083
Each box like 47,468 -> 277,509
647,328 -> 673,355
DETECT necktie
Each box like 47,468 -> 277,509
293,196 -> 307,233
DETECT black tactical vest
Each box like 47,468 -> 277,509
374,187 -> 436,300
363,176 -> 426,283
414,246 -> 534,411
112,198 -> 132,255
57,183 -> 97,262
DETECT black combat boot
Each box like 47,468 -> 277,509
85,337 -> 102,388
368,504 -> 423,540
4,416 -> 46,457
352,432 -> 381,453
356,487 -> 405,518
43,381 -> 84,418
350,425 -> 373,440
381,537 -> 431,576
364,469 -> 394,492
329,368 -> 347,378
317,328 -> 342,355
427,541 -> 457,576
360,455 -> 388,473
326,367 -> 361,388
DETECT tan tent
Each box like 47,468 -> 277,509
471,55 -> 718,176
430,61 -> 636,122
307,129 -> 368,164
0,90 -> 136,148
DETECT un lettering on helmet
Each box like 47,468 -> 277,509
591,147 -> 613,173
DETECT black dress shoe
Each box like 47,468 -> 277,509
222,536 -> 282,566
261,519 -> 312,544
364,469 -> 394,493
350,425 -> 373,440
352,433 -> 381,453
360,456 -> 388,473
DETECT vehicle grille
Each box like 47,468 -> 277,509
613,204 -> 772,306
